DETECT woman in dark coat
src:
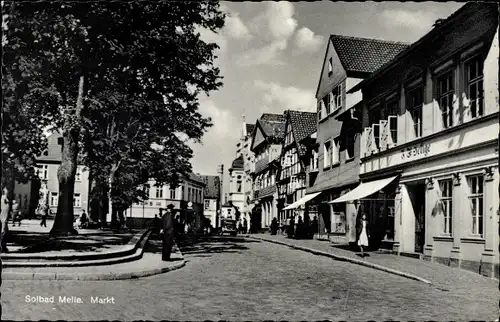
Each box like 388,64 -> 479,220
296,216 -> 303,239
270,217 -> 278,235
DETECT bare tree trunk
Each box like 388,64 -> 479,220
50,75 -> 85,236
1,170 -> 16,253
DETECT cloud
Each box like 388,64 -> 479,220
378,9 -> 436,32
293,27 -> 324,53
237,39 -> 288,66
224,12 -> 252,40
191,97 -> 240,175
249,2 -> 298,41
254,80 -> 316,112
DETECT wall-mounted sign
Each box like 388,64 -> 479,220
400,143 -> 431,160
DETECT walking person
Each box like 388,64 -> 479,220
161,204 -> 176,261
296,216 -> 304,239
310,215 -> 318,239
243,218 -> 248,234
12,200 -> 22,226
357,214 -> 370,258
40,204 -> 48,227
270,217 -> 278,235
79,210 -> 88,229
152,214 -> 161,237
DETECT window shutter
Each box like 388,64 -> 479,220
388,116 -> 398,147
379,120 -> 388,151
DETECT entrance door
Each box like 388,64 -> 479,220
409,183 -> 426,253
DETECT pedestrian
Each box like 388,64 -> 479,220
357,213 -> 370,258
152,214 -> 161,237
161,204 -> 176,261
310,216 -> 318,239
40,204 -> 48,227
288,216 -> 295,238
238,221 -> 243,234
296,216 -> 303,239
243,218 -> 248,234
270,217 -> 278,235
79,210 -> 88,229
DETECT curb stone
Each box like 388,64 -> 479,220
33,272 -> 56,280
249,236 -> 433,285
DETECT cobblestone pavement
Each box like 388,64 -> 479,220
1,236 -> 497,321
251,234 -> 499,294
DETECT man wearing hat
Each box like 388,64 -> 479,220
161,203 -> 176,261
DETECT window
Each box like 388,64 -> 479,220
75,166 -> 82,182
345,129 -> 355,160
73,193 -> 81,207
368,104 -> 381,127
181,186 -> 185,199
170,188 -> 176,199
383,98 -> 399,120
465,56 -> 484,119
328,57 -> 333,74
323,94 -> 331,115
323,141 -> 331,168
155,185 -> 163,198
312,150 -> 319,170
406,86 -> 424,138
237,180 -> 242,193
37,165 -> 49,180
50,192 -> 58,206
468,175 -> 484,237
334,83 -> 343,111
439,180 -> 453,235
332,138 -> 340,164
438,72 -> 454,128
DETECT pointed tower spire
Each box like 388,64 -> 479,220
242,113 -> 247,137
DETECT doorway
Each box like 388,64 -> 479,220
408,182 -> 426,253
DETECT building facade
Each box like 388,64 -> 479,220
200,175 -> 220,228
228,155 -> 248,227
128,173 -> 205,227
249,113 -> 286,231
307,35 -> 409,244
277,110 -> 317,224
346,2 -> 499,277
15,132 -> 90,218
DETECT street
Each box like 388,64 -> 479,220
2,236 -> 497,321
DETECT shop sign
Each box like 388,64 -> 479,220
400,143 -> 431,160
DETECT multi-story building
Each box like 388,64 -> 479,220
228,155 -> 247,227
277,110 -> 317,223
128,173 -> 205,227
306,34 -> 409,244
15,132 -> 90,218
234,116 -> 256,225
200,175 -> 220,228
341,2 -> 498,277
249,113 -> 286,231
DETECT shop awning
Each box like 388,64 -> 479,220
328,176 -> 398,203
283,192 -> 322,210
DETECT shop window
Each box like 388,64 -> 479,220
330,202 -> 346,234
406,86 -> 424,138
439,179 -> 453,235
467,175 -> 484,237
465,55 -> 484,119
438,72 -> 454,128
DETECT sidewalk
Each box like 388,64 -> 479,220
2,240 -> 185,280
249,234 -> 498,293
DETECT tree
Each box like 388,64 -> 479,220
1,1 -> 54,251
4,1 -> 225,236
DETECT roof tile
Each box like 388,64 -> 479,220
330,35 -> 410,74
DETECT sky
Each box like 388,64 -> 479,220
190,1 -> 464,183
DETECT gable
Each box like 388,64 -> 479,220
316,39 -> 347,100
251,122 -> 266,151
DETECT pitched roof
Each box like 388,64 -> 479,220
348,3 -> 484,94
200,175 -> 220,199
246,124 -> 255,136
230,155 -> 244,170
258,119 -> 286,141
260,113 -> 285,122
287,110 -> 317,157
329,35 -> 410,74
186,172 -> 205,185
